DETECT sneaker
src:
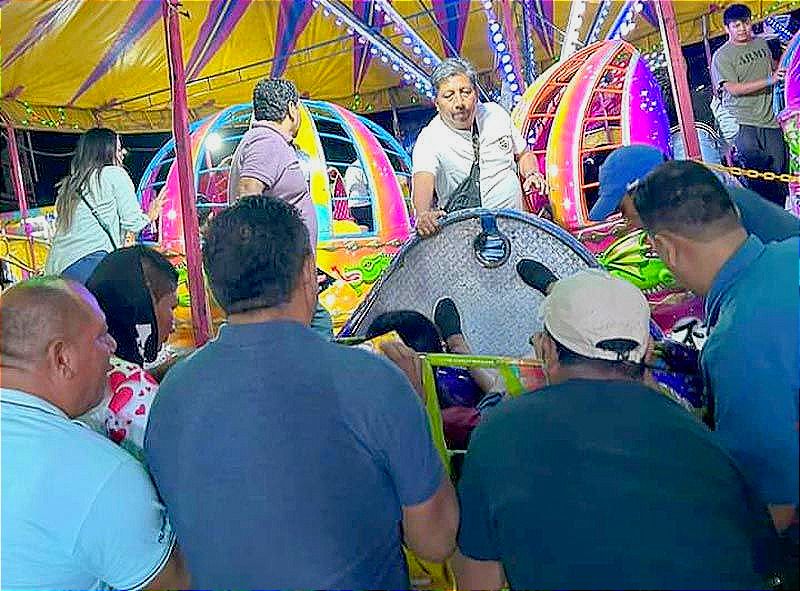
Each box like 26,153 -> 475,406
434,297 -> 462,340
516,259 -> 558,295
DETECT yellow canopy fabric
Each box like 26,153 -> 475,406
0,0 -> 778,132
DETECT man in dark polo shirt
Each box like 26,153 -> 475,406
454,270 -> 777,589
228,78 -> 331,336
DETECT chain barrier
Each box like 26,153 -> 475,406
694,159 -> 800,184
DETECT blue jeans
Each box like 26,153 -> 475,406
60,250 -> 108,284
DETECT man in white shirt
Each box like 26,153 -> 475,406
412,58 -> 545,236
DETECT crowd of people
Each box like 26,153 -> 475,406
2,5 -> 799,586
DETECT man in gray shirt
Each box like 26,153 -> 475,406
712,3 -> 788,204
228,78 -> 331,336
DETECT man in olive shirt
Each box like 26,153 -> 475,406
712,4 -> 787,204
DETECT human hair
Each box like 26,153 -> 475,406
139,247 -> 179,302
632,160 -> 740,241
723,4 -> 751,26
252,78 -> 300,123
86,246 -> 178,365
203,195 -> 311,314
431,57 -> 479,95
366,310 -> 444,353
549,330 -> 644,380
55,128 -> 119,233
0,276 -> 86,362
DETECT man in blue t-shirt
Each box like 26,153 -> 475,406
144,196 -> 457,588
1,278 -> 189,590
589,143 -> 799,243
633,161 -> 798,571
455,270 -> 777,589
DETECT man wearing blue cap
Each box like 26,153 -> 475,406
589,144 -> 798,243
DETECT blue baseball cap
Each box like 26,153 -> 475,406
589,144 -> 669,222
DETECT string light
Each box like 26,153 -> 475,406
481,1 -> 524,104
561,0 -> 588,59
373,0 -> 441,73
607,0 -> 643,40
764,15 -> 793,43
18,102 -> 79,129
586,0 -> 612,44
315,0 -> 435,100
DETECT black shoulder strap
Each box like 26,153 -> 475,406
471,119 -> 480,163
80,191 -> 118,249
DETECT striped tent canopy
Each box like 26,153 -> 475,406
0,0 -> 784,132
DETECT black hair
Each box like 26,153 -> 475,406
548,330 -> 645,380
87,246 -> 178,365
632,160 -> 740,240
253,78 -> 300,123
366,310 -> 444,353
723,4 -> 751,26
203,195 -> 311,314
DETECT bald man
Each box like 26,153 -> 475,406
1,277 -> 189,590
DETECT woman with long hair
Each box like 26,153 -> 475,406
44,128 -> 164,282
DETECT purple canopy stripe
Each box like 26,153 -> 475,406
2,0 -> 84,69
185,0 -> 252,81
528,0 -> 554,58
69,0 -> 161,105
431,0 -> 470,58
352,0 -> 387,92
0,0 -> 12,8
271,0 -> 315,78
642,0 -> 659,29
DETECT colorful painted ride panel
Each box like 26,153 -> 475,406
0,207 -> 54,283
512,40 -> 698,333
779,29 -> 800,217
136,100 -> 413,336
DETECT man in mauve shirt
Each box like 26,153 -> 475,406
228,78 -> 331,336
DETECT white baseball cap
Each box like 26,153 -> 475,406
541,269 -> 650,363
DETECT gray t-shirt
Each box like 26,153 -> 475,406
228,122 -> 318,247
712,37 -> 778,128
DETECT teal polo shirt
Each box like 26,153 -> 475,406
1,387 -> 175,590
702,235 -> 799,507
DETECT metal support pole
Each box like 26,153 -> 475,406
161,0 -> 211,346
656,0 -> 702,159
701,15 -> 716,94
3,116 -> 36,271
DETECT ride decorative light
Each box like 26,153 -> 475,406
315,0 -> 435,101
205,132 -> 222,153
481,0 -> 524,104
608,0 -> 644,41
561,0 -> 588,59
586,0 -> 612,44
373,0 -> 441,72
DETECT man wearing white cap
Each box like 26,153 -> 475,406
454,270 -> 777,589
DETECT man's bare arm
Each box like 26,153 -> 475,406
143,545 -> 190,590
452,551 -> 506,590
768,503 -> 797,532
236,177 -> 266,198
402,476 -> 459,563
723,68 -> 785,96
412,172 -> 445,237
